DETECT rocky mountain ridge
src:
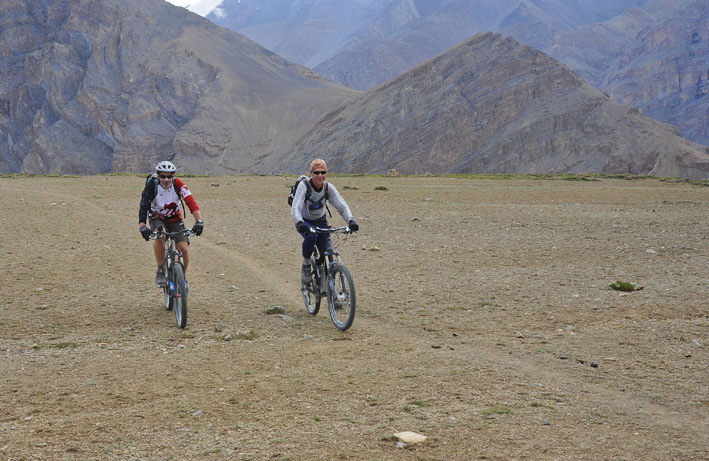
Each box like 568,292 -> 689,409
1,0 -> 707,178
0,0 -> 356,174
209,0 -> 707,147
546,0 -> 709,146
208,0 -> 646,88
285,33 -> 709,179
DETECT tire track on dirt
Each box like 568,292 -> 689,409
191,239 -> 300,304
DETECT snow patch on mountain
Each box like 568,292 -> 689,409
165,0 -> 223,17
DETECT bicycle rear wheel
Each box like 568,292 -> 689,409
302,258 -> 321,315
328,263 -> 355,331
172,263 -> 188,329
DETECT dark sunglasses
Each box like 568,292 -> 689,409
312,171 -> 327,175
159,175 -> 173,179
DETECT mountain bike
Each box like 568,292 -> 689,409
301,226 -> 356,331
151,228 -> 195,329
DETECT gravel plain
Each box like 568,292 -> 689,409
1,174 -> 707,460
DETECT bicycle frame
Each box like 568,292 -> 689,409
164,233 -> 183,272
150,228 -> 193,328
311,226 -> 348,287
305,226 -> 356,330
152,228 -> 190,272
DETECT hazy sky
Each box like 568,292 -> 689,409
165,0 -> 222,16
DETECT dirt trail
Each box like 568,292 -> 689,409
195,237 -> 298,305
1,175 -> 707,460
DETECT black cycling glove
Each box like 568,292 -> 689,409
296,221 -> 309,234
348,220 -> 359,232
192,219 -> 204,236
139,225 -> 151,241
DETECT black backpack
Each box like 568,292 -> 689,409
288,175 -> 331,215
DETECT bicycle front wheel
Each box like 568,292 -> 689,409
302,258 -> 321,315
163,281 -> 173,310
328,263 -> 355,331
172,263 -> 188,329
162,264 -> 173,310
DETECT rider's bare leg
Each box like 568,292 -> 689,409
153,238 -> 165,266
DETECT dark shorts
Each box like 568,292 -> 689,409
150,218 -> 189,244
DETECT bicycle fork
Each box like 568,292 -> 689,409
316,264 -> 328,296
165,252 -> 186,298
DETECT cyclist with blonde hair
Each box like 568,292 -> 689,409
291,159 -> 359,284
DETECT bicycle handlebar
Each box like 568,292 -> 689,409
309,226 -> 354,234
150,228 -> 195,240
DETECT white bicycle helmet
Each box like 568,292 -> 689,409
155,160 -> 176,173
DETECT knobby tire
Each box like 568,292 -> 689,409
172,263 -> 188,329
303,257 -> 321,315
328,263 -> 355,331
163,265 -> 173,311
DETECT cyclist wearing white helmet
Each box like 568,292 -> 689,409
138,161 -> 204,285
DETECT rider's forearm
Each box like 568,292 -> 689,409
192,210 -> 202,222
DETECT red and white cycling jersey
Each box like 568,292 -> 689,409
151,178 -> 198,222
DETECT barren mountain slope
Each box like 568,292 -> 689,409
546,0 -> 709,146
2,0 -> 706,178
210,0 -> 706,148
208,0 -> 645,90
312,0 -> 646,90
0,0 -> 357,174
207,0 -> 385,68
287,33 -> 709,179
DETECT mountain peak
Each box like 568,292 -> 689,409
165,0 -> 223,17
287,32 -> 709,179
